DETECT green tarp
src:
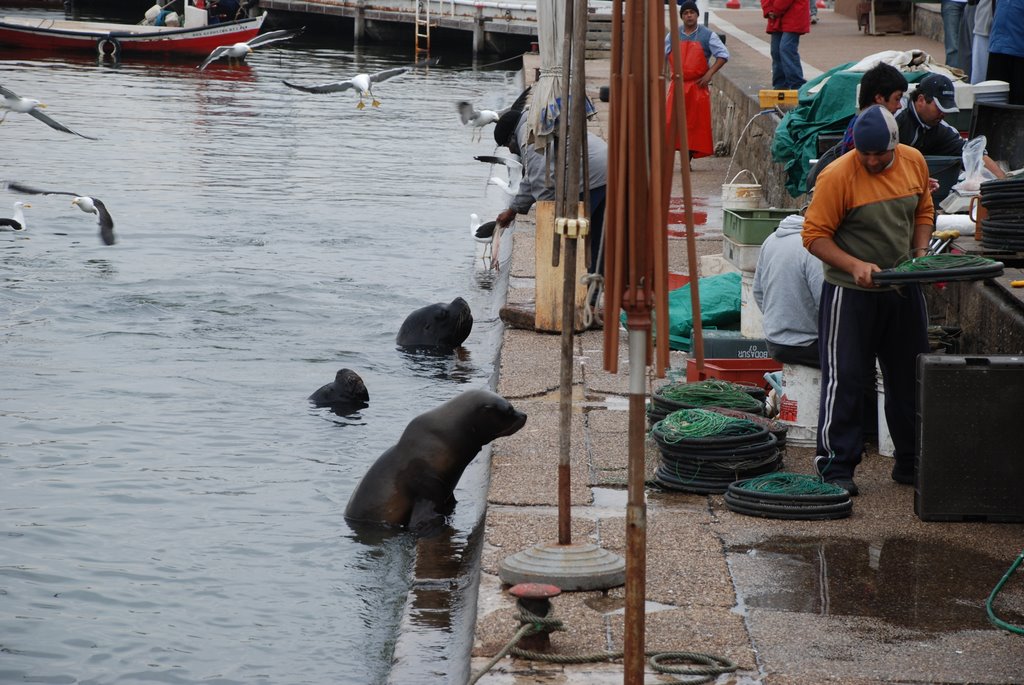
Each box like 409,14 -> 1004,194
771,64 -> 930,197
622,272 -> 742,351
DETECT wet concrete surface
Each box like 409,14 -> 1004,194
467,8 -> 1024,685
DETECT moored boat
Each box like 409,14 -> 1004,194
0,1 -> 266,60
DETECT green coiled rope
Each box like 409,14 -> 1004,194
655,379 -> 763,412
731,472 -> 848,496
986,549 -> 1024,635
652,408 -> 763,442
891,253 -> 999,272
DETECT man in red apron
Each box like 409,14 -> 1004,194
665,0 -> 730,160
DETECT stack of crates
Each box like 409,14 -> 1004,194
722,207 -> 798,338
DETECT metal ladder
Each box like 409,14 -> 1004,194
414,0 -> 430,56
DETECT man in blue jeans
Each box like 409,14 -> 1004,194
761,0 -> 810,90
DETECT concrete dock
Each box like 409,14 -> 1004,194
468,6 -> 1024,684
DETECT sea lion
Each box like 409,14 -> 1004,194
344,388 -> 527,535
395,297 -> 473,351
309,368 -> 369,415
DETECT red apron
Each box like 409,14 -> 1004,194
666,41 -> 714,158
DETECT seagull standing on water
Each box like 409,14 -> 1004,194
282,57 -> 439,109
4,181 -> 116,246
1,201 -> 31,232
197,28 -> 303,71
0,85 -> 97,140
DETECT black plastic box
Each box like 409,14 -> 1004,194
916,354 -> 1024,522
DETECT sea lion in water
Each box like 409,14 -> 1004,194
396,297 -> 473,351
309,368 -> 369,415
344,388 -> 527,535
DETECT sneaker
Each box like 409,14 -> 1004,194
827,477 -> 859,496
811,15 -> 818,23
891,462 -> 915,485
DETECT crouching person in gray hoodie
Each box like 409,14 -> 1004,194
752,213 -> 823,368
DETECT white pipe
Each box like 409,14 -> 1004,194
628,329 -> 646,396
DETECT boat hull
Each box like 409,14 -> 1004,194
0,14 -> 265,57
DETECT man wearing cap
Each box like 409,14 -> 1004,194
664,0 -> 729,161
491,109 -> 608,275
895,73 -> 1006,179
801,105 -> 933,496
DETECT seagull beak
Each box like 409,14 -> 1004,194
23,203 -> 31,208
246,46 -> 254,54
38,103 -> 47,109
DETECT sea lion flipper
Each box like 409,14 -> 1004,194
409,499 -> 446,538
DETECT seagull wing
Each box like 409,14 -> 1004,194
3,181 -> 79,197
24,105 -> 97,140
198,45 -> 231,71
91,198 -> 116,246
368,65 -> 412,85
473,155 -> 523,172
475,220 -> 497,240
0,83 -> 20,101
247,27 -> 303,49
282,78 -> 355,94
457,101 -> 477,125
499,86 -> 532,115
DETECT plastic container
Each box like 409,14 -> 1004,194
758,89 -> 798,109
722,208 -> 796,245
700,329 -> 771,360
723,235 -> 761,272
740,272 -> 764,338
776,363 -> 821,447
722,170 -> 762,211
686,357 -> 781,387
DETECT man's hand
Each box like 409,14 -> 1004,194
496,208 -> 517,229
851,260 -> 880,288
928,177 -> 940,194
697,73 -> 712,88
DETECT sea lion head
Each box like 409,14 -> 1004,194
396,297 -> 474,350
309,368 -> 369,411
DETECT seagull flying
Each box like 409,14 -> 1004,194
473,155 -> 523,173
4,181 -> 115,246
456,86 -> 531,141
0,201 -> 31,232
282,57 -> 440,109
198,28 -> 304,71
0,85 -> 97,140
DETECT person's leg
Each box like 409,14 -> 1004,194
971,34 -> 990,84
875,285 -> 929,481
959,3 -> 975,80
940,0 -> 964,68
815,284 -> 875,487
587,186 -> 607,276
770,32 -> 786,90
810,0 -> 818,23
779,32 -> 806,89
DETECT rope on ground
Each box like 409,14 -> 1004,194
468,605 -> 737,683
986,549 -> 1024,635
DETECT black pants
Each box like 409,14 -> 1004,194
814,282 -> 929,480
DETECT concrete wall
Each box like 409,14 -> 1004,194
710,70 -> 808,209
926,281 -> 1024,354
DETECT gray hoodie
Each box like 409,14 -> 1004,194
752,214 -> 824,348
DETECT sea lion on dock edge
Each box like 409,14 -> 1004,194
344,388 -> 527,536
396,297 -> 473,351
309,368 -> 369,415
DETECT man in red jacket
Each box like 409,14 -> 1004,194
761,0 -> 810,90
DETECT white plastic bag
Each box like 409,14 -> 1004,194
952,135 -> 995,193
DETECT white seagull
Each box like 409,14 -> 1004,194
198,28 -> 303,71
282,57 -> 440,109
0,84 -> 97,140
0,201 -> 31,232
4,181 -> 116,246
469,212 -> 498,268
456,86 -> 531,141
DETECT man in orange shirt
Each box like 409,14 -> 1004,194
801,105 -> 933,495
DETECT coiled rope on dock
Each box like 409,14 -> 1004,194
467,605 -> 737,684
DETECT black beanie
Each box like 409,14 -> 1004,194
678,0 -> 699,13
493,109 -> 521,147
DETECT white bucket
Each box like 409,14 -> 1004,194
876,364 -> 895,457
740,272 -> 764,338
777,363 -> 821,447
722,170 -> 762,211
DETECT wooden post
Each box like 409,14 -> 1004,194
534,201 -> 588,333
